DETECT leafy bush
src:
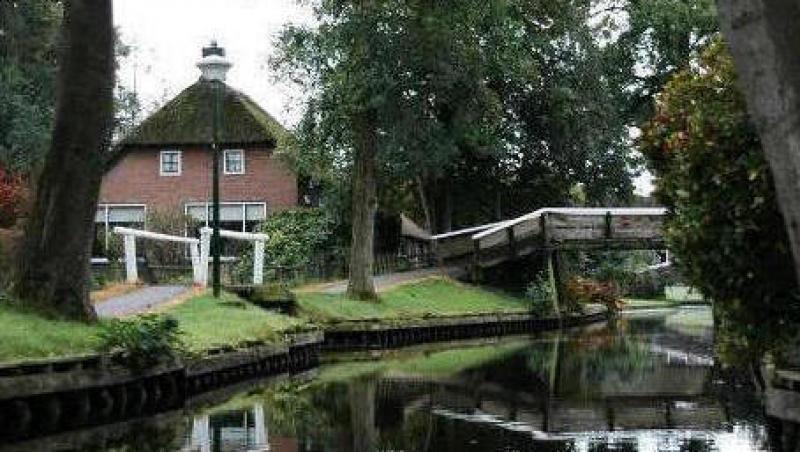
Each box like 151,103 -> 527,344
565,276 -> 623,313
141,209 -> 198,266
639,38 -> 800,362
525,273 -> 554,316
237,208 -> 338,282
98,315 -> 186,370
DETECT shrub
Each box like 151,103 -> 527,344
237,208 -> 338,282
525,273 -> 554,316
98,315 -> 186,370
639,38 -> 800,361
565,276 -> 623,313
141,209 -> 198,266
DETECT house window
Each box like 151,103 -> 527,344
160,150 -> 182,176
185,201 -> 266,232
223,149 -> 245,175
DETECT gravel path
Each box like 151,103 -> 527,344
310,266 -> 467,295
95,285 -> 191,318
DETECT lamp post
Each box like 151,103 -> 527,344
198,41 -> 232,298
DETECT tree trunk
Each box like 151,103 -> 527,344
347,111 -> 378,300
416,175 -> 432,233
14,0 -> 114,321
716,0 -> 800,284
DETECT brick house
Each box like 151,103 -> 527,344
95,43 -> 297,253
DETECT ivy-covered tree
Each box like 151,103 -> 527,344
639,39 -> 800,364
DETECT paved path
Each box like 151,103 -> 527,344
95,285 -> 191,318
302,266 -> 467,295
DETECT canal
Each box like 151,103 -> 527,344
3,307 -> 798,451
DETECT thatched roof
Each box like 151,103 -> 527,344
119,80 -> 286,149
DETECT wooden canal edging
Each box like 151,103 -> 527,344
321,306 -> 609,351
0,330 -> 323,443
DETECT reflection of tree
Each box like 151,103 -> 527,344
349,379 -> 379,452
526,331 -> 656,396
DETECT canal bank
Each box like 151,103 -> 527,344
2,307 -> 796,452
0,280 -> 611,444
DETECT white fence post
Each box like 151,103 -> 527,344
201,227 -> 267,287
253,240 -> 265,285
114,226 -> 202,286
200,228 -> 212,287
123,234 -> 138,283
190,242 -> 203,286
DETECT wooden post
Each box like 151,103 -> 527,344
123,234 -> 137,283
471,239 -> 482,282
507,227 -> 517,258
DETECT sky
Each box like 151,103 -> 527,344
113,0 -> 314,125
112,0 -> 653,196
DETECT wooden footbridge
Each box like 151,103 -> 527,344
405,208 -> 667,300
421,207 -> 667,269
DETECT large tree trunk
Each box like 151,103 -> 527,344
14,0 -> 114,321
716,0 -> 800,284
347,111 -> 378,300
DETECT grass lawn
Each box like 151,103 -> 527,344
0,291 -> 309,363
0,305 -> 102,362
296,277 -> 531,324
164,291 -> 310,353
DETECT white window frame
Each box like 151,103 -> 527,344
94,203 -> 148,254
159,150 -> 182,176
223,149 -> 245,175
184,201 -> 267,232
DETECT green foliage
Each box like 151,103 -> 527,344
639,39 -> 800,358
98,315 -> 185,370
275,0 -> 695,230
0,1 -> 60,173
237,208 -> 338,281
524,272 -> 554,316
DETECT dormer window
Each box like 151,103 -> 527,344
224,149 -> 245,175
160,150 -> 182,176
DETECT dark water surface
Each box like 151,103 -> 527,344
5,307 -> 800,451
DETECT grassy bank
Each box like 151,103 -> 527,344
0,291 -> 309,362
296,278 -> 531,324
0,305 -> 103,362
168,292 -> 309,353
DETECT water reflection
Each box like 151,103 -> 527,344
2,308 -> 798,451
175,309 -> 778,452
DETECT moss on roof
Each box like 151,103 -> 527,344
119,80 -> 286,148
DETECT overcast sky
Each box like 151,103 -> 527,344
112,0 -> 653,196
113,0 -> 313,125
